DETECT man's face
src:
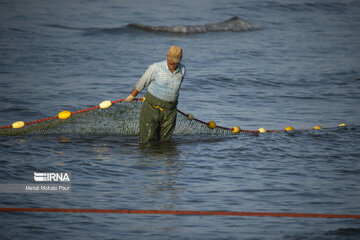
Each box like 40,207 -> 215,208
167,60 -> 179,71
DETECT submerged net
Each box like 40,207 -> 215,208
0,101 -> 230,136
1,100 -> 345,137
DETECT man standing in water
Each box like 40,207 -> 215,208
125,46 -> 186,143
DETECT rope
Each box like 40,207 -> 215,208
176,109 -> 233,131
0,208 -> 359,219
0,99 -> 127,130
0,98 -> 346,133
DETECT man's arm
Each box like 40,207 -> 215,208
125,88 -> 140,102
125,65 -> 154,103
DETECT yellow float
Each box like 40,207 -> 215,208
258,128 -> 267,133
58,110 -> 71,120
12,121 -> 25,129
232,126 -> 241,133
208,121 -> 216,129
99,100 -> 112,109
284,126 -> 295,131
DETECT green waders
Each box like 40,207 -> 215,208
139,92 -> 178,143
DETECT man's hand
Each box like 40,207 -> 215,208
125,95 -> 135,103
126,88 -> 140,102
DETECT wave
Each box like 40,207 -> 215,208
127,17 -> 261,34
45,17 -> 261,35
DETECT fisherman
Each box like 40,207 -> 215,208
125,46 -> 186,143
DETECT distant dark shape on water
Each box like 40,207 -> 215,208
128,17 -> 261,34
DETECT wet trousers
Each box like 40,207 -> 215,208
139,92 -> 178,143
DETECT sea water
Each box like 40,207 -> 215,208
0,0 -> 360,239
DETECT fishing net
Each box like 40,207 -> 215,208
0,101 -> 230,136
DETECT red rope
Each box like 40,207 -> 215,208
0,208 -> 359,219
112,98 -> 125,104
0,125 -> 12,130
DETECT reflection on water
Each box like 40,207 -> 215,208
138,141 -> 184,207
139,140 -> 181,158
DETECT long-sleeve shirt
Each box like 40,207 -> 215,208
135,60 -> 186,102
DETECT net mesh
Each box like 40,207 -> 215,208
0,102 -> 229,136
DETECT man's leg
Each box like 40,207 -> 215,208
159,109 -> 177,142
139,101 -> 160,143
